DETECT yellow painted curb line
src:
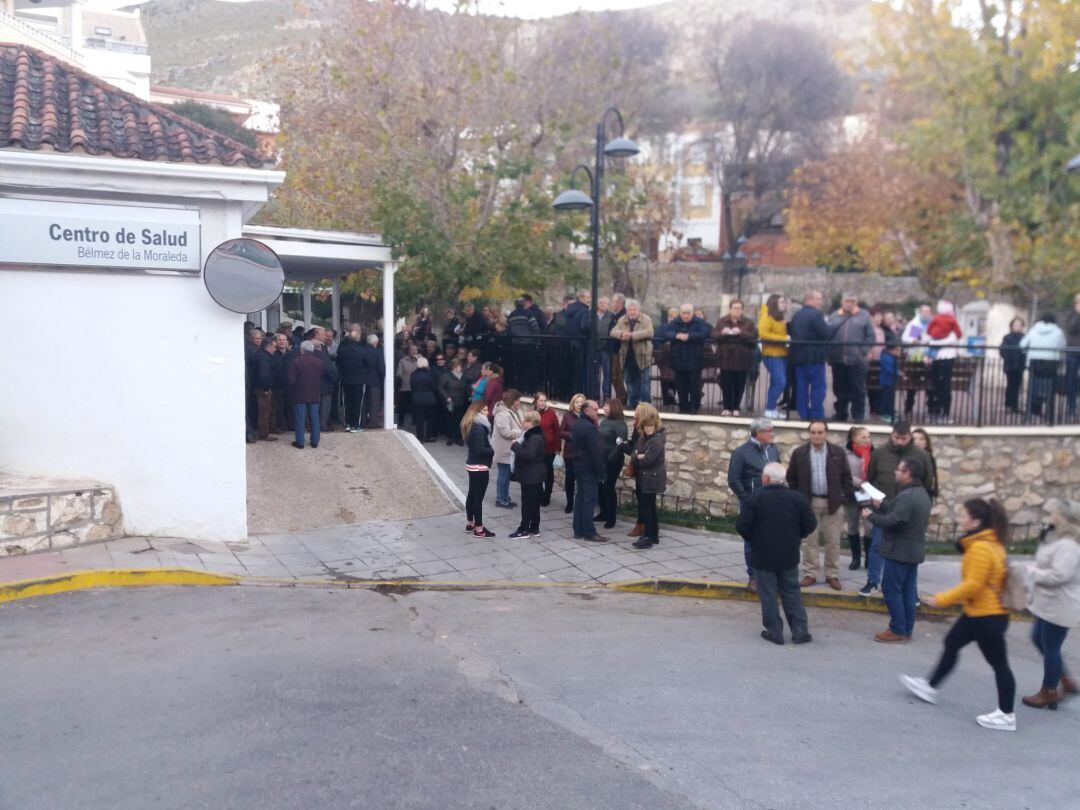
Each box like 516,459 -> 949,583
608,578 -> 1033,621
0,568 -> 238,604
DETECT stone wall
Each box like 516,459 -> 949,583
1,485 -> 123,555
545,402 -> 1080,531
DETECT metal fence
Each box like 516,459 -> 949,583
456,333 -> 1080,428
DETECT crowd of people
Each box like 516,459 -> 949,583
243,301 -> 1079,736
244,321 -> 385,448
388,289 -> 1080,429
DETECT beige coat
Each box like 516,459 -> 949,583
1028,537 -> 1080,628
612,312 -> 654,370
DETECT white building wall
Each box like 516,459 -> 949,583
0,198 -> 249,541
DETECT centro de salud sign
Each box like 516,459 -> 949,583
0,198 -> 201,273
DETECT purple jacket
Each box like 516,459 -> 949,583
287,353 -> 325,404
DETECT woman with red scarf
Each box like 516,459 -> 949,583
844,426 -> 873,569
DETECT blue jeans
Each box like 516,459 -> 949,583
496,462 -> 512,504
293,402 -> 320,447
794,364 -> 826,419
882,559 -> 919,637
1032,617 -> 1070,689
572,474 -> 599,538
866,525 -> 884,586
627,364 -> 651,407
763,357 -> 787,412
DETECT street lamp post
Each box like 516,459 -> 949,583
553,107 -> 640,399
721,234 -> 749,301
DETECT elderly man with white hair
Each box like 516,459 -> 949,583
660,303 -> 712,414
736,462 -> 817,645
611,298 -> 655,408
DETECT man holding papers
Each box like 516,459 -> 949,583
859,421 -> 933,597
861,457 -> 931,643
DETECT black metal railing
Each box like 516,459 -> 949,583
448,332 -> 1080,428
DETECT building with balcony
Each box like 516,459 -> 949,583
2,0 -> 150,97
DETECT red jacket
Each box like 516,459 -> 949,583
287,353 -> 325,404
560,410 -> 579,459
538,407 -> 561,453
926,314 -> 962,341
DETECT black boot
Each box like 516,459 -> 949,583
848,534 -> 862,570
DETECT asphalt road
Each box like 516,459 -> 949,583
1,586 -> 1075,810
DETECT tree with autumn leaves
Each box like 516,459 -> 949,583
266,1 -> 672,312
788,0 -> 1080,304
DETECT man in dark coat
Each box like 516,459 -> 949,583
660,303 -> 712,414
336,325 -> 367,432
509,411 -> 547,539
737,463 -> 818,645
313,330 -> 339,432
786,420 -> 854,590
359,334 -> 386,429
728,418 -> 782,591
564,291 -> 592,396
570,399 -> 607,542
864,456 -> 931,643
287,340 -> 325,449
507,297 -> 540,394
252,336 -> 278,441
789,289 -> 831,419
860,420 -> 933,595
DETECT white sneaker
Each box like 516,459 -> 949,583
900,675 -> 938,704
976,709 -> 1016,731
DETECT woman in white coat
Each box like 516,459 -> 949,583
1023,530 -> 1080,709
490,388 -> 523,509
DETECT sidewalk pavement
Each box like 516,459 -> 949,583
1,428 -> 970,601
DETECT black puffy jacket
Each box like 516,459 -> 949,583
510,426 -> 546,484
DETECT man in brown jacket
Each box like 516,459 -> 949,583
611,299 -> 654,408
786,420 -> 854,589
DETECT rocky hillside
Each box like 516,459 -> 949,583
142,0 -> 872,104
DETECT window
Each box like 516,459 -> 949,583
686,179 -> 708,208
687,142 -> 708,165
94,26 -> 113,37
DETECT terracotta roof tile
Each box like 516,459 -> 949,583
0,43 -> 264,168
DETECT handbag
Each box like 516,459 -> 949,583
553,453 -> 565,471
623,458 -> 636,479
1001,562 -> 1029,611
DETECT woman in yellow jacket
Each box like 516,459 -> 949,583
900,498 -> 1018,731
758,294 -> 789,419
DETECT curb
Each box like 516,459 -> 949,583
0,570 -> 1033,622
0,568 -> 238,604
609,578 -> 1033,621
394,429 -> 466,509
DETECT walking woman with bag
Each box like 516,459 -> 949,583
597,398 -> 628,529
1022,528 -> 1080,709
461,401 -> 496,538
623,403 -> 666,549
900,498 -> 1018,731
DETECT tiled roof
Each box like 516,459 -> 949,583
0,43 -> 264,167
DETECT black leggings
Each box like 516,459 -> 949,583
929,614 -> 1015,713
466,470 -> 489,527
541,453 -> 555,506
638,492 -> 659,540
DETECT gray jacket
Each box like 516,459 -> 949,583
827,308 -> 875,366
867,483 -> 931,565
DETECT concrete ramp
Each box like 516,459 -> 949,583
246,430 -> 457,534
